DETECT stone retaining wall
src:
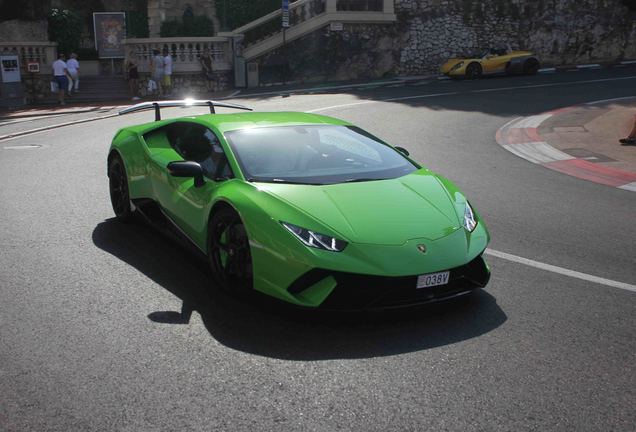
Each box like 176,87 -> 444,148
136,71 -> 232,97
257,0 -> 636,83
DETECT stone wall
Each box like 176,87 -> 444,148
257,0 -> 636,83
0,20 -> 48,42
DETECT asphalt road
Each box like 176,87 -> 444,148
1,68 -> 635,431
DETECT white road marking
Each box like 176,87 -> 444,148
619,182 -> 636,192
508,113 -> 553,129
503,142 -> 574,164
485,249 -> 636,293
308,76 -> 636,114
577,64 -> 602,69
585,95 -> 636,105
538,68 -> 556,73
620,60 -> 636,65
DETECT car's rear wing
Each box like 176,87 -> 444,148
118,99 -> 252,121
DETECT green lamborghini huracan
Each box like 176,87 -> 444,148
108,100 -> 490,309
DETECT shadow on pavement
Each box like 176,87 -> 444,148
92,218 -> 507,360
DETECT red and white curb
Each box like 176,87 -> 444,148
495,108 -> 636,192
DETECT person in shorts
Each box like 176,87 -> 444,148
52,53 -> 69,105
162,47 -> 173,96
125,52 -> 140,101
151,49 -> 164,96
199,48 -> 214,92
66,52 -> 80,95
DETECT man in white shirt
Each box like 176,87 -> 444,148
162,47 -> 173,96
52,53 -> 69,105
151,49 -> 163,96
66,52 -> 80,94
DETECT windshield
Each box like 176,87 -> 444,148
224,125 -> 418,185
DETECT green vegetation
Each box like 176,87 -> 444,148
216,0 -> 282,30
47,8 -> 82,56
126,10 -> 149,38
160,15 -> 215,37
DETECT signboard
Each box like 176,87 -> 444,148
330,22 -> 343,31
93,12 -> 126,59
0,56 -> 21,83
282,0 -> 290,28
27,62 -> 40,73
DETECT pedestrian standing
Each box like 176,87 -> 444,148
619,114 -> 636,145
162,47 -> 173,97
151,49 -> 164,96
199,48 -> 214,92
125,52 -> 140,101
66,52 -> 80,95
52,53 -> 70,105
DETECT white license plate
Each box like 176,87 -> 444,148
416,271 -> 450,289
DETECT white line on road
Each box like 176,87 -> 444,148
308,76 -> 636,113
485,249 -> 636,293
585,95 -> 636,105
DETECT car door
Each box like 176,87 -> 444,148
482,49 -> 509,74
147,121 -> 233,249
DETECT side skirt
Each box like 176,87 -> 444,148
131,198 -> 208,263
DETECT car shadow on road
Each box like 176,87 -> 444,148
92,218 -> 507,360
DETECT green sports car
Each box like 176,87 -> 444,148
108,100 -> 490,309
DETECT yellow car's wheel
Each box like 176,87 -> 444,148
523,58 -> 540,75
466,63 -> 482,79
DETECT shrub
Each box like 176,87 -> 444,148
48,8 -> 83,56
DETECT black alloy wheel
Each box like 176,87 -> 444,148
523,58 -> 540,75
466,62 -> 482,79
208,207 -> 253,293
108,155 -> 133,222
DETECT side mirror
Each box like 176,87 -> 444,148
395,146 -> 410,157
167,161 -> 205,188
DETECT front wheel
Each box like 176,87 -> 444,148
208,207 -> 253,293
108,154 -> 133,222
465,62 -> 482,79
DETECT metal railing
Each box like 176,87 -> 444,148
234,0 -> 326,48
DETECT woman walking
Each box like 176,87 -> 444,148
126,53 -> 140,101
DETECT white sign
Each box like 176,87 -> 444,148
282,0 -> 290,28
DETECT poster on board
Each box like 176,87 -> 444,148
93,12 -> 126,58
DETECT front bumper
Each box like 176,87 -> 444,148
287,254 -> 490,310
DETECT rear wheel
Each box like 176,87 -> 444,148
465,62 -> 482,79
208,207 -> 253,293
108,154 -> 133,222
523,58 -> 540,75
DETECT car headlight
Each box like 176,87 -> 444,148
282,222 -> 347,252
450,61 -> 464,72
463,202 -> 477,232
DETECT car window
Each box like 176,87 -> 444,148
166,122 -> 233,180
224,125 -> 418,185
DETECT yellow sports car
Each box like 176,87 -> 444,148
441,48 -> 541,78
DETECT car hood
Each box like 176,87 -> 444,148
256,170 -> 462,246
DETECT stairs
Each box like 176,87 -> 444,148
65,75 -> 131,103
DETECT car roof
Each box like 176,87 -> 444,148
194,111 -> 351,134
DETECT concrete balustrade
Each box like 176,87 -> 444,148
123,37 -> 233,73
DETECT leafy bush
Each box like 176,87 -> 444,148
47,8 -> 83,56
126,10 -> 149,38
216,0 -> 282,30
160,15 -> 214,37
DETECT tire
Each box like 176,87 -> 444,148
208,207 -> 253,293
523,58 -> 540,75
465,62 -> 482,79
108,154 -> 133,222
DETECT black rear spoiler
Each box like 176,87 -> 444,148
118,100 -> 252,121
